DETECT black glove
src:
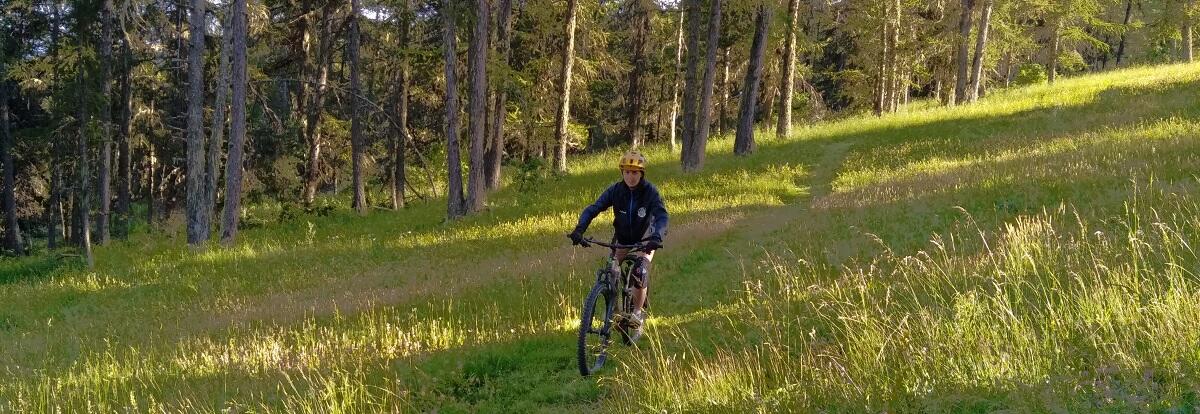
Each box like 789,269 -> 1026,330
568,231 -> 589,247
644,237 -> 662,252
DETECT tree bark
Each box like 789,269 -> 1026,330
0,79 -> 22,255
48,153 -> 61,249
186,0 -> 208,246
968,0 -> 992,102
735,5 -> 769,156
444,0 -> 467,219
207,10 -> 231,227
553,0 -> 579,173
220,0 -> 248,245
719,47 -> 729,136
875,9 -> 888,115
485,0 -> 513,190
1185,18 -> 1194,63
669,7 -> 684,153
303,5 -> 336,205
466,0 -> 490,213
684,0 -> 721,172
115,33 -> 133,239
680,0 -> 702,167
350,0 -> 367,214
887,0 -> 900,112
97,0 -> 115,245
953,0 -> 975,105
47,1 -> 63,249
1048,18 -> 1061,84
147,105 -> 157,229
777,0 -> 800,138
1115,0 -> 1133,65
392,0 -> 414,208
624,0 -> 650,147
74,54 -> 94,267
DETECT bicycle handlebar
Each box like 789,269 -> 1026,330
579,236 -> 658,251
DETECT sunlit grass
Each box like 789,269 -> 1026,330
2,63 -> 1200,411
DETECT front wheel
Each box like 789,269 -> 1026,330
577,282 -> 614,376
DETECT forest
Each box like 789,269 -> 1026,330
0,0 -> 1195,260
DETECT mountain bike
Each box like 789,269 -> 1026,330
575,236 -> 652,376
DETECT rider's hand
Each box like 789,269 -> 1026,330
568,231 -> 589,247
644,237 -> 662,251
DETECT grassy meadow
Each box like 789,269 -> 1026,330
2,63 -> 1200,412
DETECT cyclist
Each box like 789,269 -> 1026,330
568,150 -> 669,332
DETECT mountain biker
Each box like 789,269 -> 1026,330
568,150 -> 669,332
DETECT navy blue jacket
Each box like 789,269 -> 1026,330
574,179 -> 669,244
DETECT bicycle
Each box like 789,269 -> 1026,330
575,236 -> 654,376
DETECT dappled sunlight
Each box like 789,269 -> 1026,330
7,64 -> 1200,412
608,181 -> 1200,412
821,118 -> 1200,210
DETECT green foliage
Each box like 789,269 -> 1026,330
1013,62 -> 1047,86
1057,49 -> 1088,74
3,64 -> 1199,412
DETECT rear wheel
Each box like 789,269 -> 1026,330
577,282 -> 614,376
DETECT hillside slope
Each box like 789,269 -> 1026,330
2,64 -> 1199,412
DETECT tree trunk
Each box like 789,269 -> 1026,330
1003,52 -> 1013,87
303,6 -> 335,205
624,0 -> 650,147
777,0 -> 800,138
48,153 -> 61,249
220,0 -> 248,245
684,0 -> 721,172
0,79 -> 22,255
74,56 -> 94,267
1048,18 -> 1061,84
392,0 -> 414,208
875,15 -> 888,115
735,5 -> 769,156
953,0 -> 975,105
47,1 -> 63,249
1115,0 -> 1133,65
97,0 -> 115,245
350,0 -> 367,214
719,47 -> 729,136
186,0 -> 208,246
295,0 -> 311,201
669,7 -> 684,153
207,10 -> 231,227
968,0 -> 992,102
444,0 -> 467,219
485,0 -> 513,190
553,0 -> 579,173
147,107 -> 157,229
680,0 -> 702,166
1185,19 -> 1194,63
466,0 -> 490,213
115,33 -> 133,239
888,0 -> 900,112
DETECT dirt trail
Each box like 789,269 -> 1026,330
186,141 -> 857,333
727,140 -> 854,242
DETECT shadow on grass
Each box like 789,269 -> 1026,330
6,68 -> 1200,412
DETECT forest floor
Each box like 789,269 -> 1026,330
3,63 -> 1200,413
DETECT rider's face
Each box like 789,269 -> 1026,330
622,169 -> 642,188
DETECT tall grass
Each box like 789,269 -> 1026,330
2,63 -> 1199,412
611,181 -> 1200,412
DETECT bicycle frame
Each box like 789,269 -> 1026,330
575,236 -> 653,375
584,238 -> 648,330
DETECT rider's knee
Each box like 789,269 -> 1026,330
631,258 -> 651,289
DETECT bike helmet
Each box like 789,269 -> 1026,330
618,150 -> 647,172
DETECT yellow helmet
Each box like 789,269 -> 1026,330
618,150 -> 647,172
